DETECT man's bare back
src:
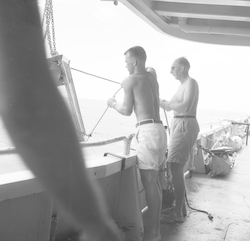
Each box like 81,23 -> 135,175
123,71 -> 160,122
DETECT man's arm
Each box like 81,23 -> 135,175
108,77 -> 134,116
0,1 -> 121,240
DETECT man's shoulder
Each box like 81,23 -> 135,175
122,75 -> 137,89
123,75 -> 135,83
131,72 -> 147,79
188,77 -> 198,84
124,73 -> 143,83
186,77 -> 198,87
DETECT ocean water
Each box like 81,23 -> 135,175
77,98 -> 248,141
0,98 -> 248,149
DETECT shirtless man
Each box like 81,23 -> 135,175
160,57 -> 200,223
0,1 -> 121,240
108,46 -> 167,241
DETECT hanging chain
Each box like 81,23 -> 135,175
42,0 -> 58,57
46,2 -> 53,54
50,3 -> 57,54
41,2 -> 46,29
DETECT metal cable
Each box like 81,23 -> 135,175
85,87 -> 123,140
70,67 -> 121,85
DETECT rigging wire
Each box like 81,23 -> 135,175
85,86 -> 123,141
69,66 -> 122,140
71,67 -> 121,85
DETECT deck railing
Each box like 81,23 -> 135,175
79,133 -> 135,155
0,117 -> 248,158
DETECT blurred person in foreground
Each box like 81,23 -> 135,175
0,1 -> 122,240
108,46 -> 167,241
160,57 -> 200,223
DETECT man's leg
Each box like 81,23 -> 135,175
140,169 -> 161,239
170,163 -> 186,220
157,170 -> 163,202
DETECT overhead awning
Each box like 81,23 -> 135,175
102,0 -> 250,46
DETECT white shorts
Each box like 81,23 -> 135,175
135,123 -> 167,170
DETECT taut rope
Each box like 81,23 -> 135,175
163,109 -> 170,136
70,67 -> 120,85
70,67 -> 122,140
85,87 -> 123,140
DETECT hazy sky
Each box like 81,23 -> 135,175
39,0 -> 249,114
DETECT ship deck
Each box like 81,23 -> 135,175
159,143 -> 250,241
0,123 -> 249,240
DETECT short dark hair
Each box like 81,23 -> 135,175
178,57 -> 190,70
124,46 -> 147,62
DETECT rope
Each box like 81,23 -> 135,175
85,87 -> 123,140
163,109 -> 170,136
85,107 -> 109,141
70,67 -> 121,85
69,67 -> 122,140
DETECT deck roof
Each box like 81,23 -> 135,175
103,0 -> 250,46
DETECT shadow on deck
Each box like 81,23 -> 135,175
159,145 -> 250,241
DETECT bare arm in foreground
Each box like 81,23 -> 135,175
0,1 -> 121,240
